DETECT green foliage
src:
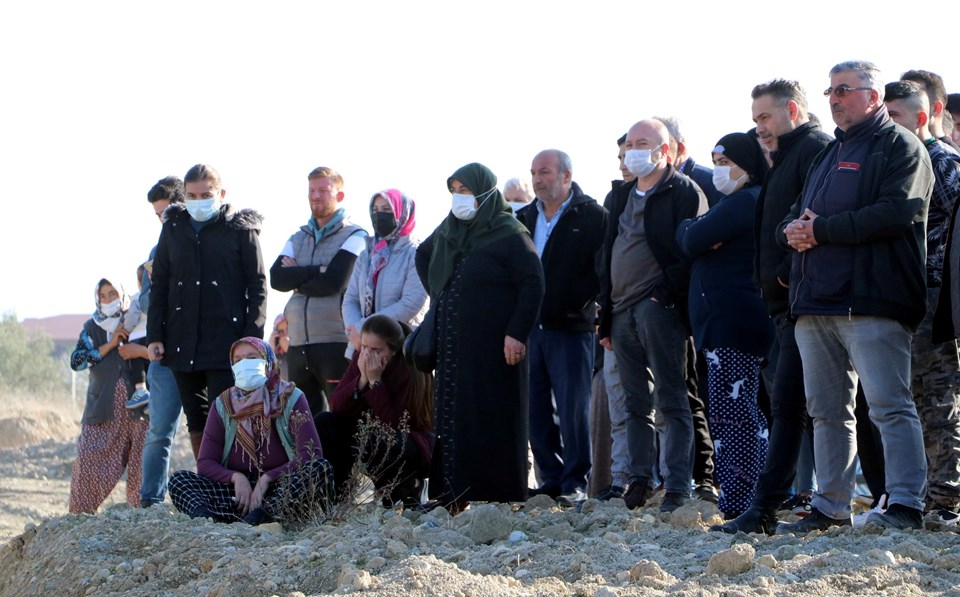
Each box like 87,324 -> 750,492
0,312 -> 70,395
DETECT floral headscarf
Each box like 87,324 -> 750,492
221,336 -> 295,466
364,189 -> 416,316
92,276 -> 131,338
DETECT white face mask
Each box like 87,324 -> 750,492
712,165 -> 747,195
100,299 -> 122,317
232,358 -> 268,391
624,148 -> 660,178
186,197 -> 219,222
451,187 -> 496,221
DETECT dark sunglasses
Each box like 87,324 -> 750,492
823,85 -> 872,98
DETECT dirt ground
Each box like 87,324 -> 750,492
4,394 -> 960,596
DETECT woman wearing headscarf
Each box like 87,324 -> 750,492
69,276 -> 149,513
343,189 -> 428,355
415,162 -> 544,511
168,337 -> 332,525
675,133 -> 775,518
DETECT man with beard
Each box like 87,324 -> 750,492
270,167 -> 367,416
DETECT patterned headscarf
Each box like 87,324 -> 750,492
221,336 -> 295,466
92,276 -> 131,338
364,189 -> 416,317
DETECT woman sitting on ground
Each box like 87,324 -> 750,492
168,337 -> 332,525
318,314 -> 434,507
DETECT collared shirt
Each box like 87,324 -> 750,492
533,190 -> 573,257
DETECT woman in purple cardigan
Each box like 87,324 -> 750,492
168,337 -> 331,525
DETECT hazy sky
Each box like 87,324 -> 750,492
3,1 -> 959,323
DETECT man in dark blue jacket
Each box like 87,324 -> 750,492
777,61 -> 933,533
517,149 -> 607,506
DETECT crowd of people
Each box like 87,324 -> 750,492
67,59 -> 960,535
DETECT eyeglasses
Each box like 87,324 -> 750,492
823,85 -> 872,98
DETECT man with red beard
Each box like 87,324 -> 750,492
270,167 -> 367,416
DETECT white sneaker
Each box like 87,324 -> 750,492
852,493 -> 888,527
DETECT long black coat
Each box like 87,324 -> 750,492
416,231 -> 544,503
147,203 -> 267,372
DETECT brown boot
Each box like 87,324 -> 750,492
190,431 -> 204,461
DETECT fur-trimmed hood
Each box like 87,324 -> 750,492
162,202 -> 263,232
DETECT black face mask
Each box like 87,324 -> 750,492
372,211 -> 398,238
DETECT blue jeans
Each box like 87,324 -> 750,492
611,298 -> 693,495
603,350 -> 631,487
528,327 -> 594,493
796,315 -> 927,518
140,361 -> 183,506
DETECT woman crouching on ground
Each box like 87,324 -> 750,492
318,315 -> 434,507
169,337 -> 332,525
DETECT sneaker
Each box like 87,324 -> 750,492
779,493 -> 812,517
660,492 -> 689,513
623,478 -> 653,509
865,503 -> 923,530
528,484 -> 561,499
710,508 -> 778,535
556,488 -> 588,508
125,388 -> 150,410
929,508 -> 960,526
593,484 -> 625,501
695,483 -> 719,504
776,507 -> 851,535
852,493 -> 888,527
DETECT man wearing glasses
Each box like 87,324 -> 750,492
776,60 -> 934,533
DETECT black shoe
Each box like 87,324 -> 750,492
710,507 -> 778,535
528,484 -> 561,499
623,478 -> 653,509
242,507 -> 270,526
594,484 -> 625,501
776,507 -> 851,535
660,492 -> 689,513
556,488 -> 588,508
778,493 -> 813,516
695,483 -> 719,504
866,503 -> 923,530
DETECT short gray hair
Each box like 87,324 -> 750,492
653,115 -> 684,144
830,60 -> 884,101
502,177 -> 533,201
537,149 -> 573,175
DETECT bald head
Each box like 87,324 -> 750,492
627,119 -> 670,148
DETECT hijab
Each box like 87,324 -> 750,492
427,162 -> 529,293
713,132 -> 769,187
221,337 -> 296,466
92,276 -> 130,338
365,189 -> 416,316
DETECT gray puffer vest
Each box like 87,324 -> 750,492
284,222 -> 365,345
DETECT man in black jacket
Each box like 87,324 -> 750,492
713,79 -> 831,534
147,164 -> 268,459
517,149 -> 607,506
777,60 -> 932,534
598,119 -> 707,513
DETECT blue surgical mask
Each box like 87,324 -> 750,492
232,358 -> 268,391
186,198 -> 219,222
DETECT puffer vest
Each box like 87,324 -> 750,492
284,222 -> 364,345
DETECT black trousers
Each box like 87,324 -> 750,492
751,314 -> 811,511
688,338 -> 716,486
287,343 -> 349,416
314,411 -> 424,500
172,369 -> 235,433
